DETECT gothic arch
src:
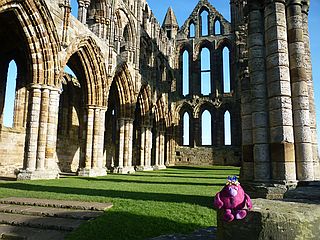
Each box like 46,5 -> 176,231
0,0 -> 60,86
155,95 -> 167,131
137,84 -> 153,126
61,36 -> 108,107
113,63 -> 136,118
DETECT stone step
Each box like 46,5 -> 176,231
0,224 -> 67,240
0,204 -> 103,220
0,212 -> 85,232
0,198 -> 112,211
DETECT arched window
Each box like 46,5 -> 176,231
64,65 -> 76,77
183,112 -> 190,146
70,0 -> 78,18
201,47 -> 211,95
182,50 -> 189,96
3,60 -> 17,127
224,111 -> 231,145
189,22 -> 195,38
201,110 -> 212,145
200,10 -> 209,36
215,19 -> 221,35
223,47 -> 230,93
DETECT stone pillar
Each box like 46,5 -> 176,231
286,0 -> 314,181
117,118 -> 125,170
126,119 -> 134,170
25,85 -> 41,171
45,88 -> 60,171
84,106 -> 94,169
240,68 -> 253,180
97,109 -> 106,170
36,88 -> 50,171
17,85 -> 59,180
160,131 -> 166,168
144,126 -> 153,170
301,1 -> 320,180
139,126 -> 146,168
77,0 -> 90,24
154,130 -> 160,169
248,4 -> 270,181
92,108 -> 100,168
264,0 -> 296,183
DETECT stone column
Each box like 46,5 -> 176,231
97,109 -> 106,170
248,3 -> 270,181
36,88 -> 50,171
154,130 -> 160,169
84,106 -> 94,170
77,0 -> 90,24
92,108 -> 100,169
302,1 -> 320,180
117,118 -> 125,171
126,119 -> 134,170
140,126 -> 146,168
160,131 -> 166,169
265,0 -> 296,182
287,0 -> 314,181
144,126 -> 153,170
240,67 -> 253,180
45,88 -> 60,171
25,85 -> 42,171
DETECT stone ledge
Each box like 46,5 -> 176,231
217,198 -> 320,240
0,198 -> 113,211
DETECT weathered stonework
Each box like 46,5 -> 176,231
0,0 -> 318,188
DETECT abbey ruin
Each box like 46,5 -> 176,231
0,0 -> 319,190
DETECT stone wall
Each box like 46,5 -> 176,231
0,127 -> 26,177
175,146 -> 241,166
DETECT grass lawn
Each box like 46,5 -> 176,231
0,165 -> 239,240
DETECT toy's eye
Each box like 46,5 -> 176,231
228,187 -> 232,191
235,187 -> 238,191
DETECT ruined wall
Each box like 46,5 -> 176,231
0,128 -> 25,177
175,146 -> 241,166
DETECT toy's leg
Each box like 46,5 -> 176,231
235,210 -> 247,220
223,209 -> 234,222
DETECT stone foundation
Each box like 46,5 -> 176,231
77,168 -> 107,177
16,169 -> 59,180
217,198 -> 320,240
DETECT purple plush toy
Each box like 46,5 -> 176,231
214,176 -> 252,222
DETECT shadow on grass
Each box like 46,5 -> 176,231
0,183 -> 214,208
66,210 -> 206,240
78,177 -> 226,187
133,174 -> 227,179
167,166 -> 239,171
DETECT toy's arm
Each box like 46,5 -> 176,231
244,193 -> 252,210
214,192 -> 224,209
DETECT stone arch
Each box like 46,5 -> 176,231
61,36 -> 108,107
155,95 -> 167,131
137,84 -> 153,126
113,63 -> 136,118
0,0 -> 60,86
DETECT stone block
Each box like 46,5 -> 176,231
217,199 -> 320,240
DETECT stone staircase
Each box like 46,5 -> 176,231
0,197 -> 112,240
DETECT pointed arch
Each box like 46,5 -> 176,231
189,21 -> 195,38
3,60 -> 17,127
223,46 -> 231,93
137,84 -> 152,126
201,110 -> 212,146
61,36 -> 108,107
224,110 -> 231,145
113,63 -> 136,118
155,95 -> 167,131
199,7 -> 209,36
0,0 -> 60,86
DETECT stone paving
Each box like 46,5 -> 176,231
149,227 -> 216,240
0,197 -> 112,240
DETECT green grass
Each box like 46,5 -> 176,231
0,165 -> 239,240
